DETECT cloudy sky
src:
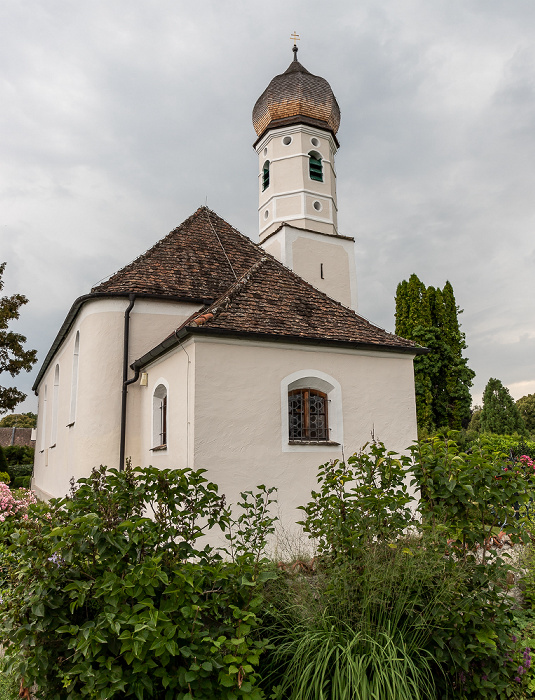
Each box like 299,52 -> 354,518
1,0 -> 535,414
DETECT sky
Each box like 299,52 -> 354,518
1,0 -> 535,414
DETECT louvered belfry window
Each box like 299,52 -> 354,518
309,154 -> 323,182
288,389 -> 329,441
262,160 -> 270,191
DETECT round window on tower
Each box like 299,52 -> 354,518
313,201 -> 322,212
311,137 -> 320,147
282,136 -> 292,146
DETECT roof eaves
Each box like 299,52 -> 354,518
261,222 -> 355,244
32,291 -> 213,392
253,117 -> 340,149
132,325 -> 428,371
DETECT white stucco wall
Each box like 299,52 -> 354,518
33,297 -> 202,499
261,224 -> 358,311
135,334 -> 418,546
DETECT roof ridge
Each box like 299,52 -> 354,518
189,257 -> 269,327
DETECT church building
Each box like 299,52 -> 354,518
32,47 -> 424,528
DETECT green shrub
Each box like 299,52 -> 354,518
0,465 -> 278,700
5,463 -> 33,480
0,446 -> 8,474
298,441 -> 415,560
2,445 -> 34,467
12,476 -> 30,488
287,439 -> 534,699
0,471 -> 10,484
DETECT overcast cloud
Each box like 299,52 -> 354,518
1,0 -> 534,412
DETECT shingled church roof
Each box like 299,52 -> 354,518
130,214 -> 425,369
34,207 -> 424,390
92,207 -> 263,301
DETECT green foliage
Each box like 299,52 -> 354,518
517,394 -> 535,435
395,274 -> 475,433
261,541 -> 458,700
289,438 -> 534,699
0,412 -> 36,428
2,445 -> 34,467
0,262 -> 37,415
410,434 -> 534,698
12,475 -> 30,488
468,405 -> 482,432
0,465 -> 278,700
411,433 -> 529,552
0,445 -> 8,474
481,378 -> 527,435
0,657 -> 18,700
0,471 -> 10,484
298,442 -> 415,560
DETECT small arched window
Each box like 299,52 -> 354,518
152,384 -> 168,448
309,151 -> 323,182
288,388 -> 329,442
262,160 -> 270,191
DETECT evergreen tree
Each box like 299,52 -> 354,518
480,378 -> 527,435
395,274 -> 475,432
0,263 -> 37,414
516,394 -> 535,435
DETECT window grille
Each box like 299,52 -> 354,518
288,388 -> 329,441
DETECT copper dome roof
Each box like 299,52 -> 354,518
252,51 -> 341,139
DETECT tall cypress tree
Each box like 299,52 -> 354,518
395,274 -> 474,432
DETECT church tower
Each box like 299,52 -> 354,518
252,43 -> 358,310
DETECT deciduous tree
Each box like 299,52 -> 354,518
516,393 -> 535,434
0,263 -> 37,415
480,378 -> 527,435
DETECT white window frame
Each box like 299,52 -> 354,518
281,369 -> 343,453
69,331 -> 80,425
152,380 -> 169,450
50,364 -> 60,447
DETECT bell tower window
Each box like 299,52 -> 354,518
262,160 -> 270,191
309,152 -> 323,182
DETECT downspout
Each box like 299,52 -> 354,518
119,294 -> 138,471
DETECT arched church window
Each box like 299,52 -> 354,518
50,364 -> 60,446
262,160 -> 270,191
308,151 -> 323,182
69,331 -> 80,425
288,388 -> 329,442
152,384 -> 168,448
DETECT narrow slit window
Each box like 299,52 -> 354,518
309,152 -> 323,182
262,160 -> 270,191
288,388 -> 329,442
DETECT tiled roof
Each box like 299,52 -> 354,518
92,208 -> 264,300
252,56 -> 341,139
177,256 -> 421,352
0,427 -> 35,448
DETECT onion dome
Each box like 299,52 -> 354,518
252,47 -> 341,140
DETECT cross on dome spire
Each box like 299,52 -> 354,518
290,31 -> 300,61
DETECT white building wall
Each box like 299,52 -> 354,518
135,335 -> 418,541
33,298 -> 202,499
